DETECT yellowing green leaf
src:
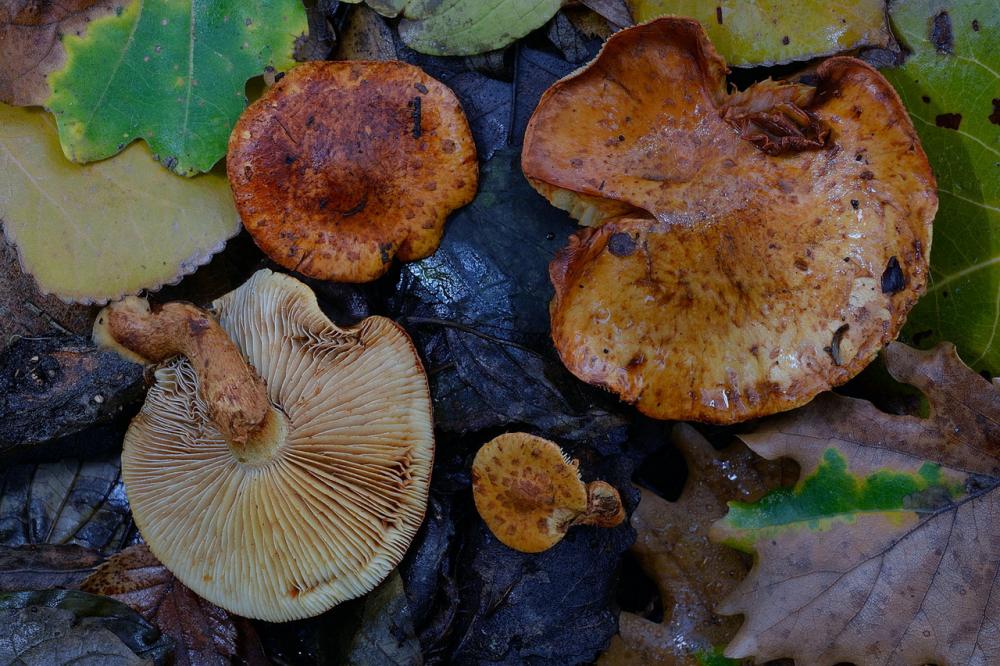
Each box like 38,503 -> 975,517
0,104 -> 240,305
399,0 -> 564,56
339,0 -> 409,18
882,0 -> 1000,374
628,0 -> 891,66
46,0 -> 308,175
711,342 -> 1000,664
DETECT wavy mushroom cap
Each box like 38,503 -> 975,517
525,18 -> 937,423
122,270 -> 434,621
227,60 -> 478,283
472,433 -> 588,553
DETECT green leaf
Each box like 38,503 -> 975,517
45,0 -> 308,175
0,104 -> 240,304
627,0 -> 891,66
399,0 -> 564,56
882,0 -> 1000,373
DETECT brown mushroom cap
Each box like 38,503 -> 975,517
227,61 -> 478,283
524,18 -> 937,423
119,270 -> 434,621
471,433 -> 623,553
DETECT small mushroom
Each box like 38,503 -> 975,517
522,18 -> 937,423
227,60 -> 478,283
93,269 -> 434,621
471,433 -> 624,553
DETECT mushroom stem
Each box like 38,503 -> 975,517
94,297 -> 270,448
576,481 -> 625,528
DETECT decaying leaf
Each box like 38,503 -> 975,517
629,0 -> 891,66
335,5 -> 399,60
882,0 -> 1000,375
524,18 -> 937,423
0,104 -> 241,304
579,0 -> 631,30
0,0 -> 118,106
711,342 -> 1000,664
0,544 -> 102,593
600,424 -> 790,666
0,241 -> 93,348
83,544 -> 267,666
45,0 -> 308,175
0,589 -> 172,664
399,0 -> 564,56
340,0 -> 409,18
389,149 -> 629,443
342,571 -> 423,666
0,448 -> 134,555
0,336 -> 143,457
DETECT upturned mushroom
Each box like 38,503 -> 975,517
471,433 -> 624,553
227,60 -> 479,283
93,269 -> 434,621
522,18 -> 937,424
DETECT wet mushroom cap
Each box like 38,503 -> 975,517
227,60 -> 478,283
472,433 -> 588,553
525,18 -> 937,423
121,270 -> 434,621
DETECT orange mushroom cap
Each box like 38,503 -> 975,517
228,60 -> 478,283
523,18 -> 937,424
472,433 -> 624,553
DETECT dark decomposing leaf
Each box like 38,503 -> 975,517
0,240 -> 93,348
295,0 -> 339,61
0,589 -> 172,665
0,336 -> 143,458
0,447 -> 135,555
0,544 -> 102,593
547,12 -> 599,64
82,544 -> 268,666
342,572 -> 423,666
442,447 -> 637,665
388,149 -> 629,443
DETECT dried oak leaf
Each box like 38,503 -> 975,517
600,424 -> 792,666
711,341 -> 1000,664
82,544 -> 267,666
0,0 -> 117,106
523,18 -> 937,424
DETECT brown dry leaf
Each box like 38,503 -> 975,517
711,342 -> 1000,664
82,544 -> 267,666
600,424 -> 792,665
0,0 -> 118,106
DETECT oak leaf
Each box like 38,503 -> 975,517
712,342 -> 1000,664
82,544 -> 267,666
600,424 -> 791,665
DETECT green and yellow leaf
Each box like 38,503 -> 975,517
0,104 -> 240,304
711,342 -> 1000,664
45,0 -> 308,175
628,0 -> 891,66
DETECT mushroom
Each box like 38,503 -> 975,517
93,269 -> 434,621
471,433 -> 624,553
227,60 -> 479,283
522,18 -> 937,423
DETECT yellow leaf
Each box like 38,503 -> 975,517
0,104 -> 240,305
